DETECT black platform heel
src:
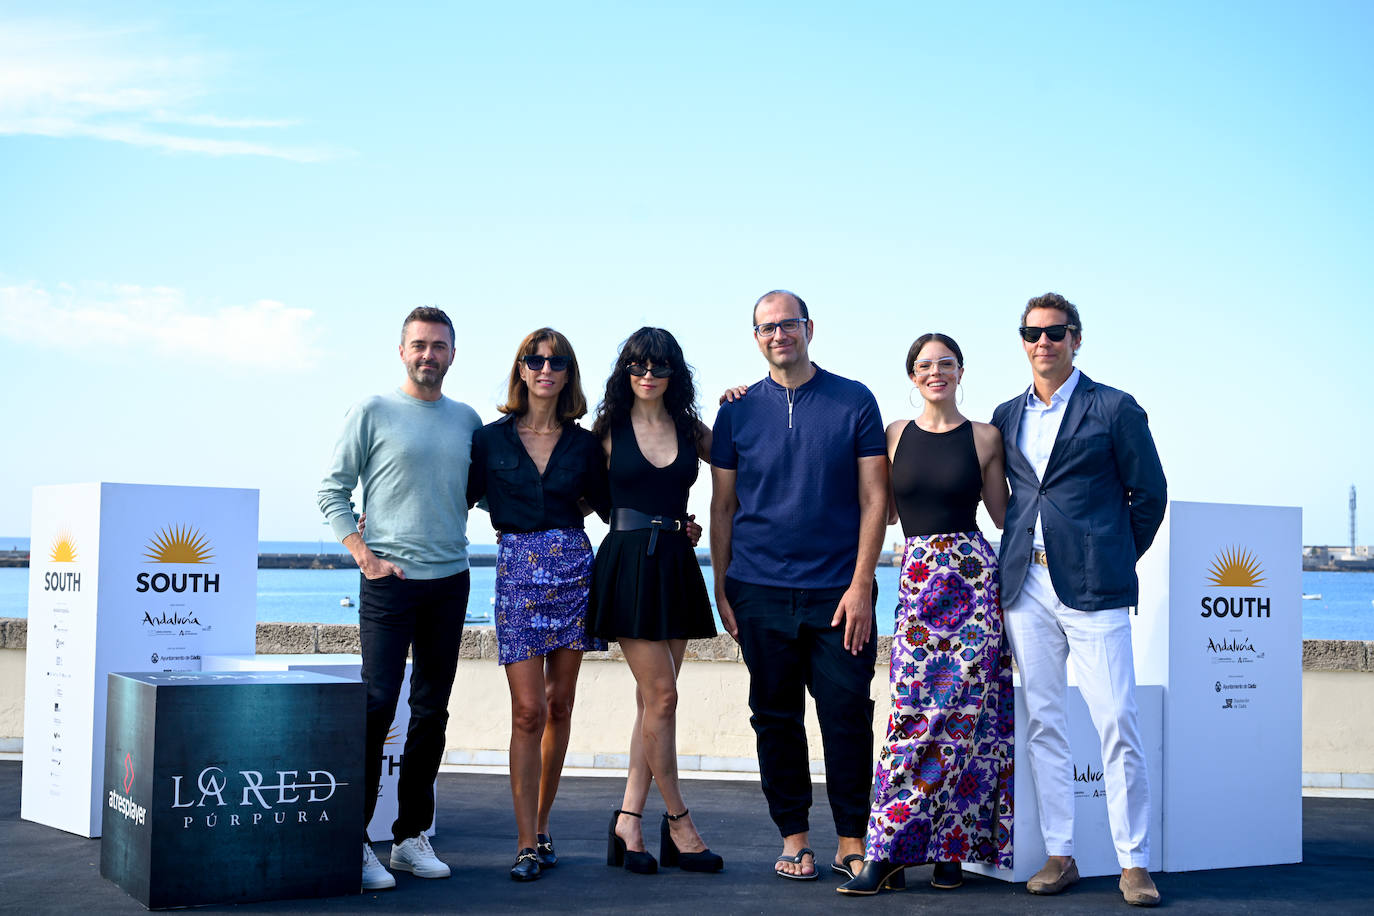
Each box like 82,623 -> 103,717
607,810 -> 658,874
836,859 -> 907,895
660,810 -> 724,872
930,861 -> 962,889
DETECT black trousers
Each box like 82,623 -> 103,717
726,576 -> 878,838
358,570 -> 469,843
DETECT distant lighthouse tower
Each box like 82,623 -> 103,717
1352,485 -> 1358,551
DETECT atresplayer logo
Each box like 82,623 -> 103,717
170,765 -> 344,830
43,532 -> 82,593
136,525 -> 220,601
1200,546 -> 1269,619
108,751 -> 146,825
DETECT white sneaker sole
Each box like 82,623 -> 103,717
362,874 -> 396,891
390,859 -> 451,879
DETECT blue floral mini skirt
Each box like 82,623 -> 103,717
495,527 -> 605,665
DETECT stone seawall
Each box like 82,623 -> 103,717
4,618 -> 1372,671
2,619 -> 1371,789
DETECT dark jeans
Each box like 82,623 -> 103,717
358,570 -> 469,844
726,576 -> 878,838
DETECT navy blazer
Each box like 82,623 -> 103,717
992,372 -> 1167,611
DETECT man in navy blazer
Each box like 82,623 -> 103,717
992,293 -> 1166,908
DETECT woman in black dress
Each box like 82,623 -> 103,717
586,327 -> 723,875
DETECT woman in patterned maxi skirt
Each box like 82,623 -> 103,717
839,332 -> 1014,896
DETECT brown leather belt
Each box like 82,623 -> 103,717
1032,548 -> 1049,567
610,508 -> 686,556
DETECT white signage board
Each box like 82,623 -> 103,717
202,653 -> 435,841
22,482 -> 258,837
1133,501 -> 1302,871
966,681 -> 1163,882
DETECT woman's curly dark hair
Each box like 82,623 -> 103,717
592,327 -> 702,446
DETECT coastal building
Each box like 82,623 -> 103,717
1303,545 -> 1374,571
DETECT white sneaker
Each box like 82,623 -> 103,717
362,843 -> 396,890
390,834 -> 451,878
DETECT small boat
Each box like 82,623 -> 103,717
1302,593 -> 1322,600
340,596 -> 354,607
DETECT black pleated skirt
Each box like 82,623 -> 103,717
586,528 -> 716,641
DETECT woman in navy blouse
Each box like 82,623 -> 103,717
468,327 -> 610,882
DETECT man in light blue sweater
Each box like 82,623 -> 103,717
317,306 -> 483,891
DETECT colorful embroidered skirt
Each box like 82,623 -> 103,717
863,531 -> 1014,869
495,528 -> 605,665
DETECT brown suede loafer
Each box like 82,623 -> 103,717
1120,867 -> 1161,907
1026,857 -> 1079,895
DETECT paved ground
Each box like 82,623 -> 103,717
2,761 -> 1371,914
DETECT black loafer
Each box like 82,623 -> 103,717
510,848 -> 541,882
536,833 -> 558,868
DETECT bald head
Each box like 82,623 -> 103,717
752,289 -> 809,326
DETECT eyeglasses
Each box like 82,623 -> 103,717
521,355 -> 570,372
912,357 -> 960,375
1018,324 -> 1077,343
627,363 -> 673,378
753,318 -> 807,337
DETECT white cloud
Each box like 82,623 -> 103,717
0,19 -> 331,162
0,282 -> 321,369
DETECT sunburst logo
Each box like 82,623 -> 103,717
143,525 -> 215,564
49,534 -> 78,563
1205,546 -> 1265,587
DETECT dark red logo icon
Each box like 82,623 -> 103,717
123,752 -> 135,794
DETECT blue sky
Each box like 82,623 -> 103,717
2,1 -> 1372,548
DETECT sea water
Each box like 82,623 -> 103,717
2,563 -> 1371,640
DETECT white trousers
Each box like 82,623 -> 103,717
1003,564 -> 1151,868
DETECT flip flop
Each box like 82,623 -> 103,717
832,853 -> 865,879
775,847 -> 818,881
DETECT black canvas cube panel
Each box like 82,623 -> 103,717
100,671 -> 364,909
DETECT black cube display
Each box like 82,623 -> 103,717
100,670 -> 365,909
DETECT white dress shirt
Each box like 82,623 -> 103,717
1017,367 -> 1082,551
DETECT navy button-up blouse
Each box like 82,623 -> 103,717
467,414 -> 610,534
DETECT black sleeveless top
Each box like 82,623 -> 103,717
609,418 -> 698,517
891,420 -> 982,537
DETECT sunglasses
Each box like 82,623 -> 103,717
627,363 -> 673,378
1018,324 -> 1078,343
521,355 -> 570,372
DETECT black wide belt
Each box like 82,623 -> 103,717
610,508 -> 686,556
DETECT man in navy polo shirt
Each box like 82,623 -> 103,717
710,289 -> 889,881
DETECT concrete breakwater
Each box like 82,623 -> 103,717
0,550 -> 909,570
0,550 -> 501,570
7,547 -> 1372,571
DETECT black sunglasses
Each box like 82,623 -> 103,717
521,355 -> 570,371
627,363 -> 673,378
1018,324 -> 1077,343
